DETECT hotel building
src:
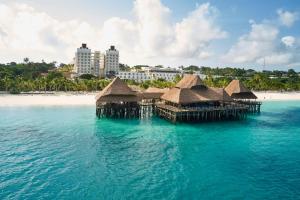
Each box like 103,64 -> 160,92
105,46 -> 120,76
73,44 -> 206,82
74,44 -> 92,75
117,67 -> 183,82
74,44 -> 105,77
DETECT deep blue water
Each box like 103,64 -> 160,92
1,101 -> 300,199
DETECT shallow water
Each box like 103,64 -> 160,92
1,101 -> 300,199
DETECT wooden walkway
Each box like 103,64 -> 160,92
236,100 -> 262,113
155,103 -> 249,123
96,101 -> 261,123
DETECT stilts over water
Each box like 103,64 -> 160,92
95,75 -> 261,123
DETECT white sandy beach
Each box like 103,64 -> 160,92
255,92 -> 300,101
0,92 -> 300,106
0,93 -> 97,106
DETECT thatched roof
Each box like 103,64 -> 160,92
144,87 -> 169,93
95,77 -> 140,103
161,74 -> 233,104
176,74 -> 205,89
129,85 -> 142,92
225,80 -> 257,99
211,88 -> 233,102
161,88 -> 206,104
161,87 -> 233,104
142,87 -> 169,99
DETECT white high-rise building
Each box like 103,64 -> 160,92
74,44 -> 92,76
105,46 -> 119,76
99,53 -> 105,78
91,51 -> 100,76
74,44 -> 105,77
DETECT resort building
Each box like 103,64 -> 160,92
117,72 -> 149,82
225,80 -> 261,113
144,67 -> 181,81
142,87 -> 170,102
156,74 -> 248,123
225,80 -> 257,99
95,75 -> 261,122
116,67 -> 182,82
105,46 -> 119,76
73,44 -> 208,82
74,44 -> 105,77
74,44 -> 92,76
95,77 -> 140,118
92,51 -> 105,78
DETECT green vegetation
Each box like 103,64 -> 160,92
201,69 -> 300,91
0,61 -> 110,93
139,79 -> 175,89
0,61 -> 299,93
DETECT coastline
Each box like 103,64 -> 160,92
254,91 -> 300,101
0,91 -> 300,106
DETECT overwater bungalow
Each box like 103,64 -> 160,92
156,75 -> 248,123
95,76 -> 261,122
225,80 -> 261,113
95,77 -> 141,118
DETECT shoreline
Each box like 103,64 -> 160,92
0,91 -> 300,107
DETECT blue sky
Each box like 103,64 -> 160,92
0,0 -> 299,70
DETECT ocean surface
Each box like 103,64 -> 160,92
1,101 -> 300,200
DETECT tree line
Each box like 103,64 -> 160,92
0,60 -> 300,93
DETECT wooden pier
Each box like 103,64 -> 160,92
95,77 -> 142,118
237,101 -> 262,113
225,80 -> 261,114
155,103 -> 248,123
95,76 -> 262,123
96,102 -> 140,118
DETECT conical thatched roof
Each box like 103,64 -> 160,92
211,88 -> 233,102
161,88 -> 208,104
142,87 -> 169,99
176,74 -> 205,89
225,80 -> 257,99
161,87 -> 232,104
161,74 -> 233,104
95,77 -> 139,103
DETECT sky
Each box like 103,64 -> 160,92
0,0 -> 299,70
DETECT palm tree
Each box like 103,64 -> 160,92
23,58 -> 29,64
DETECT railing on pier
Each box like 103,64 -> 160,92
234,100 -> 262,113
96,102 -> 140,118
155,103 -> 249,123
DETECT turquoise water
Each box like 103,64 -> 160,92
1,101 -> 300,199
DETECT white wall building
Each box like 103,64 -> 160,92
91,51 -> 100,76
117,67 -> 182,82
74,44 -> 92,76
74,44 -> 105,77
73,44 -> 207,82
92,51 -> 105,77
145,67 -> 181,82
105,46 -> 119,76
116,67 -> 208,83
118,72 -> 150,82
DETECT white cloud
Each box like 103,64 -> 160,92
281,36 -> 295,47
223,22 -> 279,63
223,20 -> 300,67
0,0 -> 226,65
277,9 -> 298,27
256,53 -> 293,65
168,3 -> 226,58
0,3 -> 100,63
